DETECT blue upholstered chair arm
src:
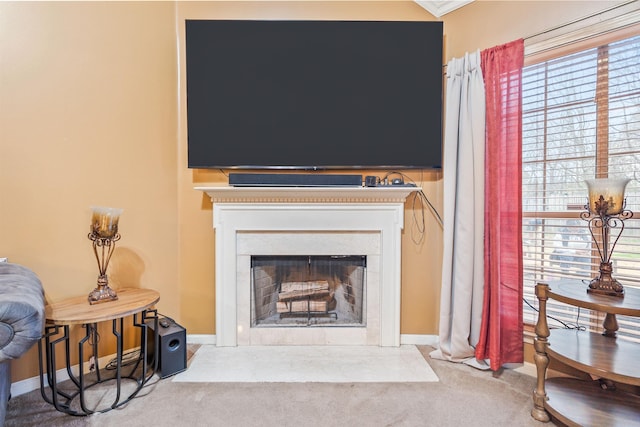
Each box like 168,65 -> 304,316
0,262 -> 45,426
0,263 -> 45,361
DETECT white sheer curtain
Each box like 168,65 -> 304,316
430,51 -> 486,366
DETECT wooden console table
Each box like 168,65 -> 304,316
531,280 -> 640,426
38,288 -> 160,415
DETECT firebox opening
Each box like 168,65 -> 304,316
251,255 -> 366,327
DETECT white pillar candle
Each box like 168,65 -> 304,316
585,178 -> 630,215
90,206 -> 123,238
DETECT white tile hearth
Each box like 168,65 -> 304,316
172,345 -> 439,383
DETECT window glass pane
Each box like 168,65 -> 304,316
522,34 -> 640,342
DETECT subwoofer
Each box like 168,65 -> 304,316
146,318 -> 187,378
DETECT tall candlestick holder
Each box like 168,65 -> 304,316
580,179 -> 633,297
88,207 -> 123,304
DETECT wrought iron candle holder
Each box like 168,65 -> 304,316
88,207 -> 123,304
580,178 -> 633,297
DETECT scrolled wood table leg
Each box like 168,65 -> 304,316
602,312 -> 618,337
531,283 -> 551,423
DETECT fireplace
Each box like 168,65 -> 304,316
236,231 -> 380,346
251,255 -> 367,327
196,186 -> 419,347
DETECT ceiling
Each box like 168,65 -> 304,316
415,1 -> 475,18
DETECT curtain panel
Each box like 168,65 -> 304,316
475,39 -> 525,370
430,51 -> 486,364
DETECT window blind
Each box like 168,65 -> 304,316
522,34 -> 640,343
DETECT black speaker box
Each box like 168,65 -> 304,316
146,319 -> 187,378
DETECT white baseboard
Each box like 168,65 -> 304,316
10,334 -> 217,397
187,334 -> 216,345
186,334 -> 438,347
182,333 -> 533,351
512,361 -> 537,377
400,334 -> 438,347
10,352 -> 116,397
10,374 -> 41,398
11,333 -> 437,397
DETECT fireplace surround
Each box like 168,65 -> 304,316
196,186 -> 418,347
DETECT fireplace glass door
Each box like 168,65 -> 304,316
251,255 -> 366,327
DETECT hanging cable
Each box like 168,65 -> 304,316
380,171 -> 443,246
523,298 -> 586,331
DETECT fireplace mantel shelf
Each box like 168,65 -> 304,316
195,185 -> 420,204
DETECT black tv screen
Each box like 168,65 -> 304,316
185,20 -> 443,170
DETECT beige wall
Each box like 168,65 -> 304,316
442,0 -> 623,60
0,1 -> 178,381
1,1 -> 617,383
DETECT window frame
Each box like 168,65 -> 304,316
522,25 -> 640,343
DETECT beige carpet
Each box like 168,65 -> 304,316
5,345 -> 544,427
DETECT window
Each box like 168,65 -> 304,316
522,33 -> 640,342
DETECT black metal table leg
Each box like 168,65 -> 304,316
38,288 -> 161,416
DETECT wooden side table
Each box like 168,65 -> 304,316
38,288 -> 160,416
531,280 -> 640,426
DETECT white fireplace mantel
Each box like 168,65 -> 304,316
196,185 -> 420,347
195,185 -> 419,204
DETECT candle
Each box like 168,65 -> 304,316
585,178 -> 630,215
91,207 -> 123,238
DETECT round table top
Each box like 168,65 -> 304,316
45,288 -> 160,325
546,280 -> 640,317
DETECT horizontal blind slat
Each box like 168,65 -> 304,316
522,33 -> 640,342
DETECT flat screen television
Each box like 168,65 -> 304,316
185,20 -> 443,170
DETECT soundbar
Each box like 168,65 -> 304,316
229,173 -> 363,187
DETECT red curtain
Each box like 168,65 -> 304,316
475,39 -> 524,370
